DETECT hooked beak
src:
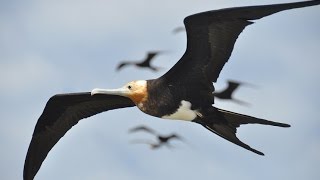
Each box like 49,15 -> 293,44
91,87 -> 130,97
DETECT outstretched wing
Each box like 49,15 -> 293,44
162,0 -> 320,85
140,52 -> 160,66
116,62 -> 132,71
214,80 -> 241,99
24,92 -> 135,180
129,125 -> 157,135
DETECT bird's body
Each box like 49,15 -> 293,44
24,1 -> 320,180
117,51 -> 163,71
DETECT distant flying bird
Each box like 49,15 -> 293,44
130,139 -> 165,149
129,125 -> 184,149
214,80 -> 251,105
172,26 -> 185,34
24,1 -> 320,180
117,51 -> 163,71
129,125 -> 158,134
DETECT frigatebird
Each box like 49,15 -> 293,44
214,80 -> 251,105
129,125 -> 184,149
172,26 -> 185,34
130,140 -> 165,149
24,1 -> 320,180
116,51 -> 163,71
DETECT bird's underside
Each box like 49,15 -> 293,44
23,1 -> 319,180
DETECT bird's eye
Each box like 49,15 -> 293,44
128,85 -> 132,90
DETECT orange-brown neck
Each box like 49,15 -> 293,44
128,91 -> 148,105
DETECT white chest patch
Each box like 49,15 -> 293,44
162,100 -> 198,121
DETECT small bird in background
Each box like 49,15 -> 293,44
213,80 -> 254,106
172,26 -> 185,34
129,125 -> 184,149
130,139 -> 170,149
117,51 -> 164,72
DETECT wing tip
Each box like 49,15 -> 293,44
251,148 -> 265,156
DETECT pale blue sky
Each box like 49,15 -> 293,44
1,0 -> 319,179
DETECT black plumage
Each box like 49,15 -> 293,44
24,1 -> 319,180
24,93 -> 134,180
129,125 -> 184,149
117,51 -> 163,71
214,80 -> 250,105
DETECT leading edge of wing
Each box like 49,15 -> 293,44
24,92 -> 135,180
185,0 -> 320,22
162,0 -> 320,83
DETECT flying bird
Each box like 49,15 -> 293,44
24,1 -> 320,180
117,51 -> 164,71
130,139 -> 165,149
129,125 -> 158,134
214,80 -> 251,105
172,26 -> 185,34
129,125 -> 184,149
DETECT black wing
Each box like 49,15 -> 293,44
129,125 -> 157,135
24,92 -> 135,180
139,52 -> 160,66
161,0 -> 320,85
116,62 -> 133,71
160,134 -> 184,143
214,80 -> 241,99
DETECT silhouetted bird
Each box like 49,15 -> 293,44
130,140 -> 166,149
214,80 -> 251,105
117,51 -> 163,71
129,125 -> 184,149
24,1 -> 320,180
172,26 -> 185,34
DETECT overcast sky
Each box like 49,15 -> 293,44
1,0 -> 319,180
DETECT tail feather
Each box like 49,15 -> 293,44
203,124 -> 265,155
217,108 -> 291,128
195,107 -> 290,155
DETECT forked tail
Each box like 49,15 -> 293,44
194,108 -> 290,155
217,108 -> 290,128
